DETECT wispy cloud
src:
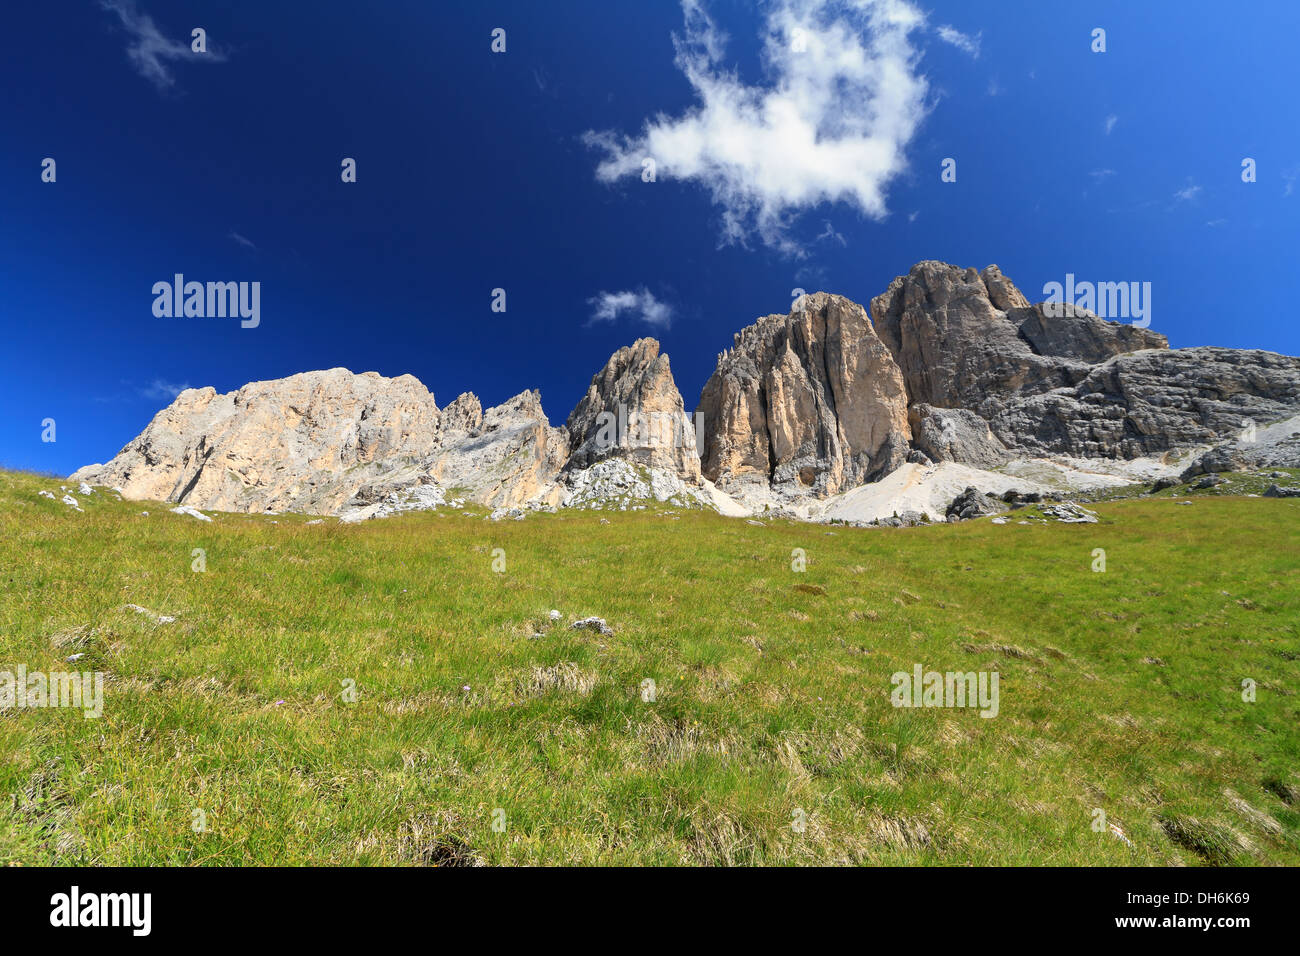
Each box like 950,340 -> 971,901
587,289 -> 674,330
584,0 -> 931,254
1205,218 -> 1227,227
228,230 -> 257,250
1174,182 -> 1202,202
1090,168 -> 1117,182
815,221 -> 847,246
1104,114 -> 1118,135
1283,164 -> 1298,197
98,0 -> 225,93
140,378 -> 193,402
936,25 -> 981,58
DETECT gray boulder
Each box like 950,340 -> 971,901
947,486 -> 1002,521
1180,446 -> 1245,482
1263,484 -> 1300,498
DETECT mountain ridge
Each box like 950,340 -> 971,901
72,261 -> 1300,521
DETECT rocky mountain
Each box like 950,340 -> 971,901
697,292 -> 911,498
72,261 -> 1300,520
698,262 -> 1300,499
564,337 -> 701,482
72,370 -> 569,517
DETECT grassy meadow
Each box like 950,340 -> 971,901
1,467 -> 1297,865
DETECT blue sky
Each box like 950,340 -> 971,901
4,0 -> 1298,476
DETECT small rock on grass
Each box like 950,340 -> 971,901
125,604 -> 176,625
1040,502 -> 1099,523
570,616 -> 614,636
171,505 -> 213,522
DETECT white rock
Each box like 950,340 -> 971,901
342,483 -> 449,522
570,616 -> 614,636
78,482 -> 94,495
125,604 -> 176,624
38,490 -> 55,499
171,505 -> 213,522
561,458 -> 711,511
1039,502 -> 1099,524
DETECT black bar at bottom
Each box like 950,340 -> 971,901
0,866 -> 1281,941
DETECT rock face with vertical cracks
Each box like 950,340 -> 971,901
564,337 -> 701,482
695,292 -> 911,498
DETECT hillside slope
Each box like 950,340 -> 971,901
2,469 -> 1297,865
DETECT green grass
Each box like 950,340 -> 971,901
1,468 -> 1297,866
1086,467 -> 1300,502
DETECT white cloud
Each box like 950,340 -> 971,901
228,230 -> 257,250
98,0 -> 225,93
1090,168 -> 1117,182
140,379 -> 193,401
936,25 -> 981,58
585,0 -> 930,254
587,289 -> 674,330
1174,183 -> 1202,202
1104,114 -> 1118,135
